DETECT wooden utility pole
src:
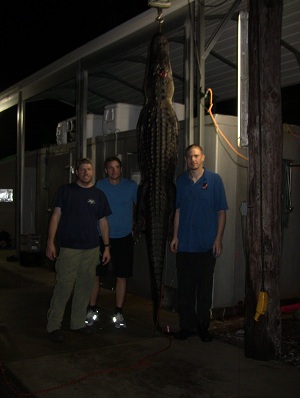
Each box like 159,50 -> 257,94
245,0 -> 283,360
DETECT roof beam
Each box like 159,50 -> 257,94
88,88 -> 116,104
210,50 -> 237,69
281,39 -> 300,67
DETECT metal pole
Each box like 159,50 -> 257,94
198,0 -> 205,148
184,7 -> 195,149
76,61 -> 88,160
238,11 -> 249,148
16,91 -> 25,258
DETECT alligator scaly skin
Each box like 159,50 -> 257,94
136,32 -> 179,329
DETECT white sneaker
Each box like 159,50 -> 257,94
85,308 -> 99,326
112,313 -> 126,328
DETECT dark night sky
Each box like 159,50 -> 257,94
0,1 -> 149,159
1,1 -> 149,92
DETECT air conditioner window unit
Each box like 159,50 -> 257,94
86,114 -> 103,138
66,116 -> 76,142
103,103 -> 142,135
56,114 -> 103,144
66,117 -> 76,133
56,120 -> 68,145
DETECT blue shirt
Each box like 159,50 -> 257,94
95,178 -> 138,238
176,169 -> 228,252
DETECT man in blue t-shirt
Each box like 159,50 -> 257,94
86,156 -> 138,329
170,144 -> 228,342
46,158 -> 111,342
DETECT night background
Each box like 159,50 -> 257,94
0,1 -> 149,160
0,1 -> 299,160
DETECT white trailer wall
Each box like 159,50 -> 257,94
202,115 -> 248,308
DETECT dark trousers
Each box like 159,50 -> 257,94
176,251 -> 216,331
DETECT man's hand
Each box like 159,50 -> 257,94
213,237 -> 223,258
46,242 -> 57,261
101,247 -> 111,264
170,237 -> 178,253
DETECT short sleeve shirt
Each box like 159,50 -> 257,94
54,182 -> 111,249
95,178 -> 138,238
176,169 -> 228,252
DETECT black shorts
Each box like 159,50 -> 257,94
96,234 -> 134,278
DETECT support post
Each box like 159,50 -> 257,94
245,0 -> 283,360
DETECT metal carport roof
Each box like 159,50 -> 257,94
0,0 -> 299,116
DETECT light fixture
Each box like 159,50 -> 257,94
237,11 -> 249,148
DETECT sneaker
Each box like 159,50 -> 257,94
85,308 -> 99,326
112,313 -> 126,328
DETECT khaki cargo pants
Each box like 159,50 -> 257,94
47,247 -> 99,332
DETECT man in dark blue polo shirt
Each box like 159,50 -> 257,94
170,144 -> 228,342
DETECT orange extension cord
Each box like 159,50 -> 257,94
206,88 -> 249,162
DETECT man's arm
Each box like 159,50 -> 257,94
213,210 -> 226,257
46,207 -> 61,261
99,216 -> 111,264
170,208 -> 180,253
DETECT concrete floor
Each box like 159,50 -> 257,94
0,249 -> 299,398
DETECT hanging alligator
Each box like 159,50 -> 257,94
136,31 -> 179,331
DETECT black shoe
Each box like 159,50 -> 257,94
198,320 -> 213,342
72,326 -> 93,335
48,329 -> 64,343
173,329 -> 195,341
198,329 -> 213,342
